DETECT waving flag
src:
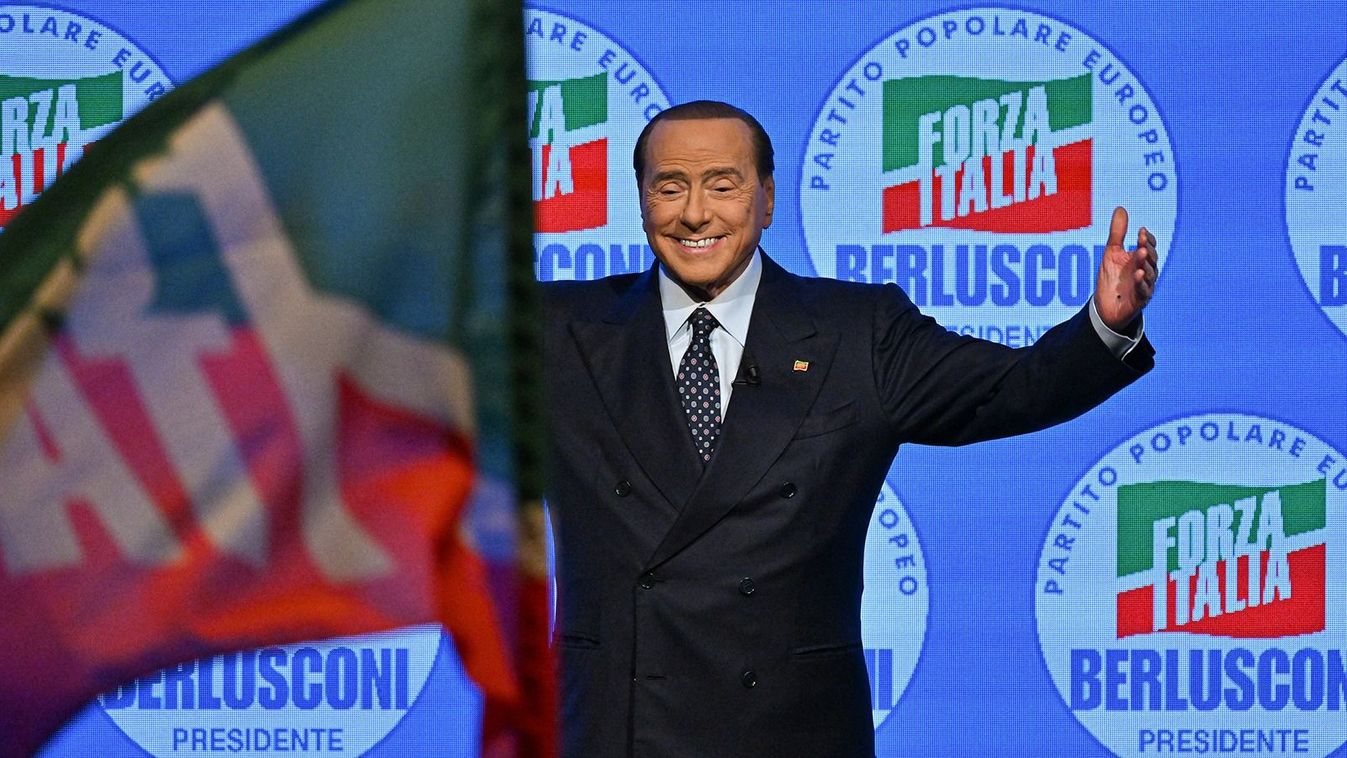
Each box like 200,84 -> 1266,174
0,0 -> 543,754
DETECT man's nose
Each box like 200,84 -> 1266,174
680,189 -> 710,229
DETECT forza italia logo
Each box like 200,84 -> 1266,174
1035,414 -> 1347,757
0,5 -> 172,230
1114,479 -> 1325,640
524,8 -> 671,281
801,8 -> 1176,346
880,73 -> 1092,234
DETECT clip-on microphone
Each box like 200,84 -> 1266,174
733,355 -> 761,387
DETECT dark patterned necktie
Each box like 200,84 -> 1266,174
677,307 -> 722,465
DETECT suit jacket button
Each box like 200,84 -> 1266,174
778,482 -> 797,499
639,572 -> 655,590
740,669 -> 757,688
615,479 -> 632,496
738,577 -> 756,596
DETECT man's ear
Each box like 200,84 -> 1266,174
762,175 -> 775,228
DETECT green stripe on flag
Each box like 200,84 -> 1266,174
0,72 -> 123,132
527,72 -> 606,137
882,73 -> 1091,172
222,0 -> 471,347
1116,479 -> 1326,577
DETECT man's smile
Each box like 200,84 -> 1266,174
677,236 -> 725,250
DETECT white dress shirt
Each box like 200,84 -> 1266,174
659,250 -> 762,413
658,250 -> 1143,415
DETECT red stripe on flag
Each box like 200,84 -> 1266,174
534,139 -> 607,233
516,566 -> 558,757
1116,544 -> 1326,639
56,336 -> 206,555
881,139 -> 1093,234
439,540 -> 520,751
477,514 -> 557,758
339,364 -> 526,749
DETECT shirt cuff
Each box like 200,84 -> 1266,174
1088,299 -> 1144,360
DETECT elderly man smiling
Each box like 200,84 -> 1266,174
541,100 -> 1157,758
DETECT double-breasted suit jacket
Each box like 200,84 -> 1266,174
543,254 -> 1153,758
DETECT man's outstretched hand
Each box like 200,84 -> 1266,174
1094,206 -> 1158,333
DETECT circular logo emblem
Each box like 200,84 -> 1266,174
100,625 -> 442,756
524,7 -> 672,282
800,8 -> 1176,345
0,5 -> 172,231
1035,413 -> 1347,757
1286,54 -> 1347,342
862,480 -> 929,729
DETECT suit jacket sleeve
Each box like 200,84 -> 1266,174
872,282 -> 1155,446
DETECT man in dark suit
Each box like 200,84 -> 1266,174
543,101 -> 1156,758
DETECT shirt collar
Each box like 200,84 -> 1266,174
658,249 -> 761,348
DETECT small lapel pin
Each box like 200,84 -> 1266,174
793,360 -> 810,372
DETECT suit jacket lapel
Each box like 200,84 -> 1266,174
646,256 -> 838,569
569,267 -> 702,515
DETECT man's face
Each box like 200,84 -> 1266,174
639,117 -> 774,301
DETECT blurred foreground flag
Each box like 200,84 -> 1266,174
0,0 -> 545,754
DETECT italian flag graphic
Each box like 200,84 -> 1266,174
880,74 -> 1092,234
1114,479 -> 1327,639
0,71 -> 122,227
529,71 -> 607,232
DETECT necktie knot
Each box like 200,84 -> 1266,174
689,307 -> 719,340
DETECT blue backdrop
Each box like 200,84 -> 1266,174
21,1 -> 1347,756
